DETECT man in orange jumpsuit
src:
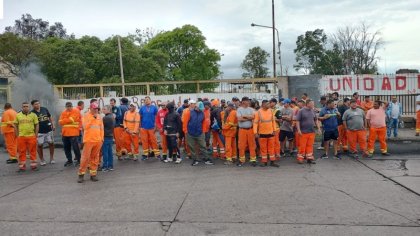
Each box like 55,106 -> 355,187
337,98 -> 350,154
124,103 -> 140,160
367,100 -> 390,156
342,99 -> 369,159
237,97 -> 257,167
210,99 -> 225,159
253,100 -> 279,167
222,102 -> 238,165
156,102 -> 169,161
270,98 -> 281,159
78,102 -> 103,183
1,103 -> 17,164
139,96 -> 160,160
203,101 -> 212,151
59,102 -> 82,167
295,100 -> 321,164
14,102 -> 39,172
361,96 -> 373,112
111,97 -> 129,160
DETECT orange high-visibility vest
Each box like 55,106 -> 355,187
221,110 -> 238,137
123,111 -> 140,132
59,108 -> 81,137
82,113 -> 104,143
1,109 -> 17,134
253,109 -> 275,135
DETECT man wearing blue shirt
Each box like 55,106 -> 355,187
319,99 -> 341,159
139,96 -> 160,160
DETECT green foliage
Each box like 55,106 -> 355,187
241,46 -> 270,78
146,24 -> 221,92
294,29 -> 327,74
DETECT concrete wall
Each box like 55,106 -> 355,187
287,75 -> 322,103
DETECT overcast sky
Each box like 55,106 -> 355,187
1,0 -> 419,78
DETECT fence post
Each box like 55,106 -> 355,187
99,86 -> 104,97
252,81 -> 255,92
196,82 -> 200,93
146,84 -> 150,95
60,87 -> 64,99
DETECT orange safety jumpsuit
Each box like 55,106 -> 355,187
182,108 -> 192,156
221,110 -> 238,162
237,109 -> 256,163
338,124 -> 348,152
203,108 -> 211,149
156,108 -> 169,157
59,108 -> 81,137
361,101 -> 373,112
124,111 -> 140,156
296,109 -> 317,163
79,113 -> 103,176
1,108 -> 17,161
416,110 -> 420,134
253,109 -> 276,163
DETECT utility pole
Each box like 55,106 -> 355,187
271,0 -> 277,78
117,36 -> 126,97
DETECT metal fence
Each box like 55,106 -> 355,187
54,78 -> 283,100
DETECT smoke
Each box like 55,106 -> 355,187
11,63 -> 58,116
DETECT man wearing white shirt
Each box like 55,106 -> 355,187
386,96 -> 402,138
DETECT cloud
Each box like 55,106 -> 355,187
1,0 -> 419,77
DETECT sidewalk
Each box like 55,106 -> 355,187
386,128 -> 420,142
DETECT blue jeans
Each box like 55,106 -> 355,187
387,118 -> 399,138
102,137 -> 114,169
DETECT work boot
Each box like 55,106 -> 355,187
6,159 -> 18,164
141,155 -> 148,161
250,161 -> 257,167
269,161 -> 279,168
259,162 -> 268,167
77,174 -> 84,183
90,175 -> 99,182
381,152 -> 391,156
307,159 -> 316,164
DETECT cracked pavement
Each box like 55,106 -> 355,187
0,148 -> 419,236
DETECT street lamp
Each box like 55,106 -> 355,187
251,23 -> 283,76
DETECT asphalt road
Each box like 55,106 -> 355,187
0,148 -> 419,236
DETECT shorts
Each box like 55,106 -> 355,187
279,130 -> 294,142
324,129 -> 339,141
37,131 -> 54,145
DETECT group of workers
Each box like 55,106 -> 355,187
2,91 -> 415,183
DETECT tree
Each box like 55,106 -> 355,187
293,29 -> 327,74
146,24 -> 221,92
5,14 -> 71,40
241,46 -> 270,78
131,27 -> 164,47
330,23 -> 382,74
0,32 -> 39,75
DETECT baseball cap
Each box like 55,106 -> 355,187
221,99 -> 226,103
283,98 -> 291,104
183,99 -> 189,104
188,99 -> 196,104
232,96 -> 239,101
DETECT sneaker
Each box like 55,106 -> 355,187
133,156 -> 138,161
381,152 -> 391,156
50,160 -> 56,164
320,154 -> 328,159
77,175 -> 84,183
224,161 -> 233,165
175,159 -> 182,164
102,168 -> 109,172
269,162 -> 279,168
191,160 -> 200,166
163,159 -> 169,163
109,168 -> 114,171
64,161 -> 73,167
74,161 -> 80,167
307,159 -> 316,164
334,154 -> 341,160
7,159 -> 18,164
141,155 -> 148,161
237,162 -> 243,167
167,158 -> 173,162
251,161 -> 257,167
156,155 -> 162,160
205,160 -> 215,165
317,146 -> 324,150
40,161 -> 47,166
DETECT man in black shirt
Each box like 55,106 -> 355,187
31,100 -> 55,165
